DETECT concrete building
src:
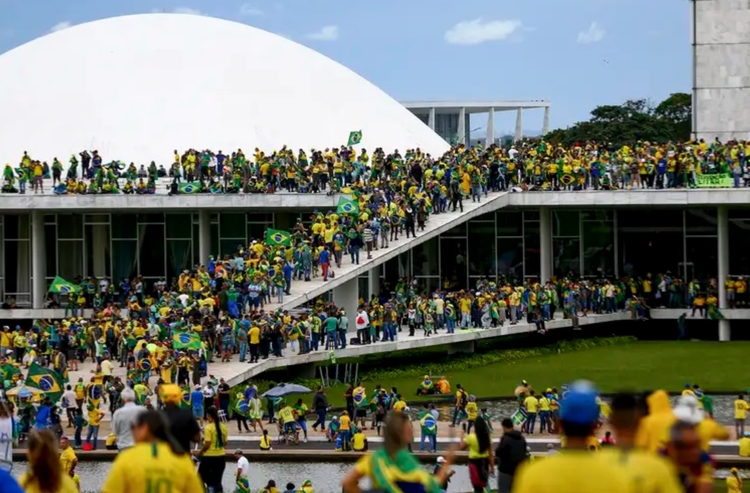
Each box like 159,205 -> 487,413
402,101 -> 551,146
0,14 -> 450,165
1,189 -> 750,344
692,0 -> 750,141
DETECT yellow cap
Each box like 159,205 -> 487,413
160,384 -> 182,404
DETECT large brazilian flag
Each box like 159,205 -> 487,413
25,363 -> 64,402
266,228 -> 292,247
48,276 -> 80,295
178,182 -> 203,194
336,197 -> 360,215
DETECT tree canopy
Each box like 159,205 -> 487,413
545,93 -> 691,147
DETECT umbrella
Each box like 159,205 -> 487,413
6,385 -> 43,399
261,383 -> 311,398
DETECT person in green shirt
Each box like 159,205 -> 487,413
324,315 -> 339,350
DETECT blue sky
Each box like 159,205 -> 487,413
0,0 -> 691,133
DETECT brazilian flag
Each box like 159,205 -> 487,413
347,130 -> 362,146
181,386 -> 192,408
178,182 -> 203,194
708,305 -> 725,320
172,332 -> 202,351
266,228 -> 291,247
336,197 -> 360,215
48,276 -> 80,295
560,173 -> 575,186
236,478 -> 250,493
25,363 -> 64,402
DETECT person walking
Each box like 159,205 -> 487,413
311,386 -> 329,432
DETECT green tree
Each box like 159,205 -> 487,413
545,93 -> 691,147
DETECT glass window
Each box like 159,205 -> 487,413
524,210 -> 540,221
524,222 -> 540,278
441,238 -> 467,290
167,239 -> 192,283
57,215 -> 83,240
468,222 -> 496,277
729,208 -> 750,220
58,240 -> 84,281
44,225 -> 56,278
112,240 -> 137,282
686,237 -> 717,281
4,215 -> 29,240
496,237 -> 524,280
220,213 -> 246,238
138,224 -> 165,278
617,209 -> 683,230
85,224 -> 111,278
247,223 -> 268,243
553,238 -> 581,277
619,230 -> 682,278
581,210 -> 613,221
685,209 -> 717,236
414,277 -> 441,295
192,223 -> 200,266
384,253 -> 411,282
137,213 -> 164,223
210,223 -> 219,257
219,240 -> 243,258
443,223 -> 466,237
496,211 -> 523,236
247,212 -> 274,223
553,211 -> 580,237
166,214 -> 192,239
84,214 -> 109,224
44,215 -> 55,224
111,214 -> 137,239
4,240 -> 30,294
412,237 -> 438,276
729,220 -> 750,275
582,220 -> 615,277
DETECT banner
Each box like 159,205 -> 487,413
696,174 -> 732,188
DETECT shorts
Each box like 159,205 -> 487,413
283,422 -> 298,434
249,296 -> 260,308
356,409 -> 367,419
193,408 -> 204,419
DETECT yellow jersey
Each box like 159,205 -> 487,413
101,442 -> 203,493
735,399 -> 748,420
339,415 -> 351,430
739,437 -> 750,457
512,450 -> 633,493
727,475 -> 743,493
60,446 -> 77,475
20,474 -> 79,493
524,396 -> 538,413
601,448 -> 683,493
464,433 -> 489,459
203,422 -> 228,457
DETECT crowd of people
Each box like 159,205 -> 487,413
3,138 -> 747,196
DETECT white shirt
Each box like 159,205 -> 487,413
61,390 -> 77,409
178,294 -> 189,307
100,360 -> 113,376
236,456 -> 250,478
355,311 -> 369,330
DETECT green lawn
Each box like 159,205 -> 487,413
308,341 -> 750,407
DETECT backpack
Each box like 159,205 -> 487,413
459,390 -> 468,407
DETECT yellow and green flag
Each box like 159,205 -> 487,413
172,332 -> 202,351
347,130 -> 363,146
48,276 -> 80,295
25,363 -> 64,402
266,228 -> 292,247
336,197 -> 360,215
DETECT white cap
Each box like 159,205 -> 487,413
436,456 -> 446,463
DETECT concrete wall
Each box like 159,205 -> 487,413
694,0 -> 750,141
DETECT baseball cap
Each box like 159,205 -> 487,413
436,456 -> 446,463
559,380 -> 600,425
160,384 -> 181,404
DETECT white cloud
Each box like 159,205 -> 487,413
172,6 -> 203,15
50,21 -> 73,33
577,22 -> 605,44
306,25 -> 338,41
444,18 -> 522,45
239,3 -> 263,16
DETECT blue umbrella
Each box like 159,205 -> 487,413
261,383 -> 311,398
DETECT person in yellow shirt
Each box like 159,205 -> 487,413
739,431 -> 750,457
602,393 -> 683,493
102,410 -> 203,493
538,392 -> 551,434
86,405 -> 105,450
59,437 -> 77,476
735,394 -> 749,438
727,468 -> 743,493
513,382 -> 633,493
635,390 -> 675,453
21,430 -> 79,493
523,390 -> 539,434
392,395 -> 406,413
195,407 -> 228,492
465,395 -> 478,433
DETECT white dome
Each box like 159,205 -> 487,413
0,14 -> 448,166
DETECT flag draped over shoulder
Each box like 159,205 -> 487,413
336,197 -> 360,215
48,276 -> 80,294
347,130 -> 362,147
172,332 -> 201,351
25,363 -> 64,402
265,228 -> 291,247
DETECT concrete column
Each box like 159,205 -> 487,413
486,108 -> 495,147
718,206 -> 730,341
198,210 -> 211,265
428,107 -> 436,131
515,108 -> 523,141
539,208 -> 552,283
333,277 -> 359,332
542,107 -> 550,135
368,267 -> 380,302
31,211 -> 45,309
457,107 -> 466,145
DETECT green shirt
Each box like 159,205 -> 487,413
325,317 -> 338,333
